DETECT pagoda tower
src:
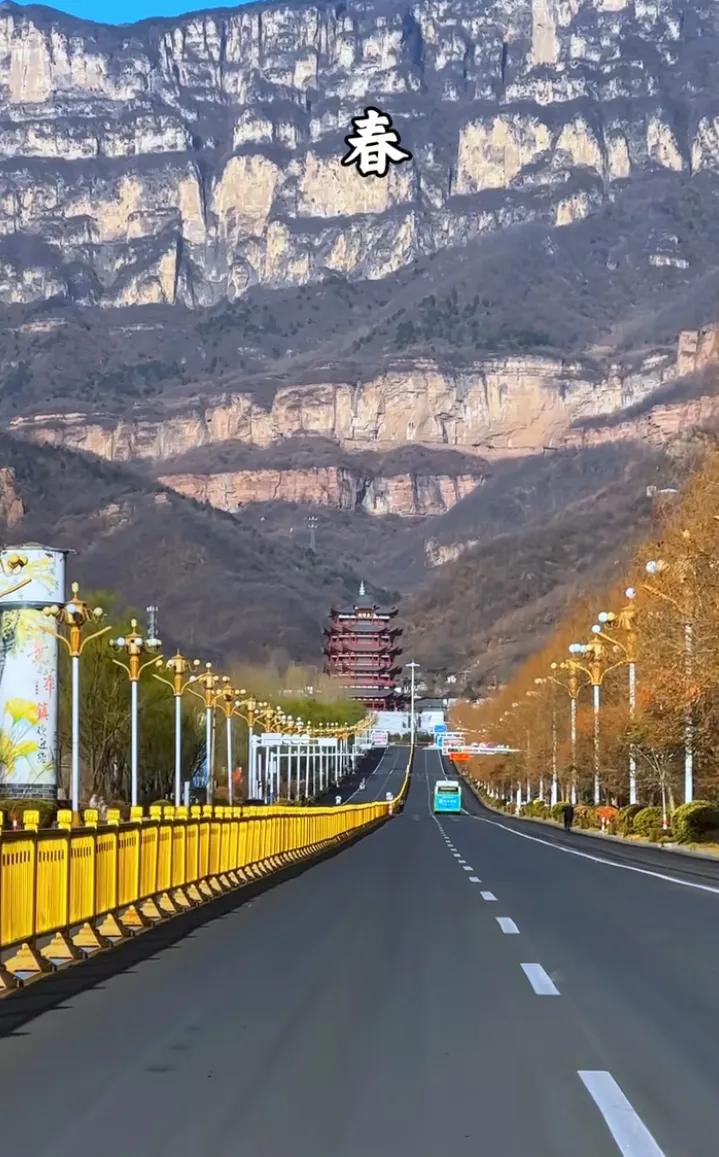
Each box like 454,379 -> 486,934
324,582 -> 402,708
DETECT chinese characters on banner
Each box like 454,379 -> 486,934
342,107 -> 412,178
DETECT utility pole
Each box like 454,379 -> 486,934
307,515 -> 318,553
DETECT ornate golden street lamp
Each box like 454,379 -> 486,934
565,638 -> 626,805
109,619 -> 162,807
548,661 -> 584,804
214,679 -> 246,807
152,651 -> 201,806
592,589 -> 639,803
642,553 -> 697,802
187,663 -> 221,805
42,582 -> 109,816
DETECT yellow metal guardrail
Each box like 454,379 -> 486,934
0,746 -> 414,988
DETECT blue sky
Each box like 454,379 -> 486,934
16,0 -> 243,23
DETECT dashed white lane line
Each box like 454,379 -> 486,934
468,811 -> 719,897
496,917 -> 519,934
579,1072 -> 666,1156
462,865 -> 474,871
521,963 -> 560,995
468,876 -> 481,883
480,890 -> 497,901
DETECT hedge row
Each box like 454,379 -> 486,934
470,783 -> 719,845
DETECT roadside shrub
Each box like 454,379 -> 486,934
671,800 -> 719,844
616,804 -> 643,836
596,805 -> 619,833
550,801 -> 570,821
574,805 -> 600,829
520,799 -> 548,818
633,806 -> 663,841
1,797 -> 57,829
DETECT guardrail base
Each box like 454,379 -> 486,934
41,933 -> 79,969
94,914 -> 124,944
5,943 -> 46,984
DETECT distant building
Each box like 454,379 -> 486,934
324,582 -> 402,708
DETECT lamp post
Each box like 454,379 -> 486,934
189,663 -> 221,806
213,679 -> 246,807
534,678 -> 558,804
42,582 -> 109,816
643,556 -> 696,803
548,662 -> 583,804
592,589 -> 639,804
406,661 -> 420,746
152,652 -> 201,807
565,639 -> 626,805
109,619 -> 162,808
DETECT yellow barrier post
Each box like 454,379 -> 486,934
0,747 -> 410,993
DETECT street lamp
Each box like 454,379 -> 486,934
549,661 -> 583,804
189,663 -> 221,806
109,619 -> 162,808
591,588 -> 639,803
566,638 -> 626,805
405,661 -> 420,746
43,582 -> 109,816
152,652 -> 201,807
643,556 -> 695,803
215,679 -> 246,807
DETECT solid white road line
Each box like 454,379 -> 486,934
480,890 -> 497,901
468,812 -> 719,897
496,917 -> 519,934
521,963 -> 560,995
468,876 -> 481,883
578,1072 -> 666,1156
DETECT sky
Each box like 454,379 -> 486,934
15,0 -> 239,23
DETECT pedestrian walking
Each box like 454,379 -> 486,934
563,803 -> 574,831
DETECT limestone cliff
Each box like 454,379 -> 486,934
158,465 -> 482,516
7,350 -> 673,462
0,465 -> 23,527
0,0 -> 714,306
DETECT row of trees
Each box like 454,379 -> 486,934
454,448 -> 719,814
55,591 -> 363,810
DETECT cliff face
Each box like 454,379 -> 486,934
8,351 -> 672,460
0,465 -> 23,527
0,0 -> 715,307
158,465 -> 482,516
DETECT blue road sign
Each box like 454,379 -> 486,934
434,723 -> 448,734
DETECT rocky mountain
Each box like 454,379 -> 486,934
3,0 -> 719,685
1,0 -> 718,309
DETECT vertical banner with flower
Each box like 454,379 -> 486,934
0,547 -> 66,800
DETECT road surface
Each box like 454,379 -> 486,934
0,746 -> 717,1155
339,743 -> 410,803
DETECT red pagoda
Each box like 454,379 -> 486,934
324,582 -> 403,708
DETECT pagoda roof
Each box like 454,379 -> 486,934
330,580 -> 398,619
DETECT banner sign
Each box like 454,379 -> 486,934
0,546 -> 66,800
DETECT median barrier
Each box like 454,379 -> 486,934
0,745 -> 415,990
0,797 -> 388,988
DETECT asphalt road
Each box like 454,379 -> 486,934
0,747 -> 716,1154
338,743 -> 410,803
